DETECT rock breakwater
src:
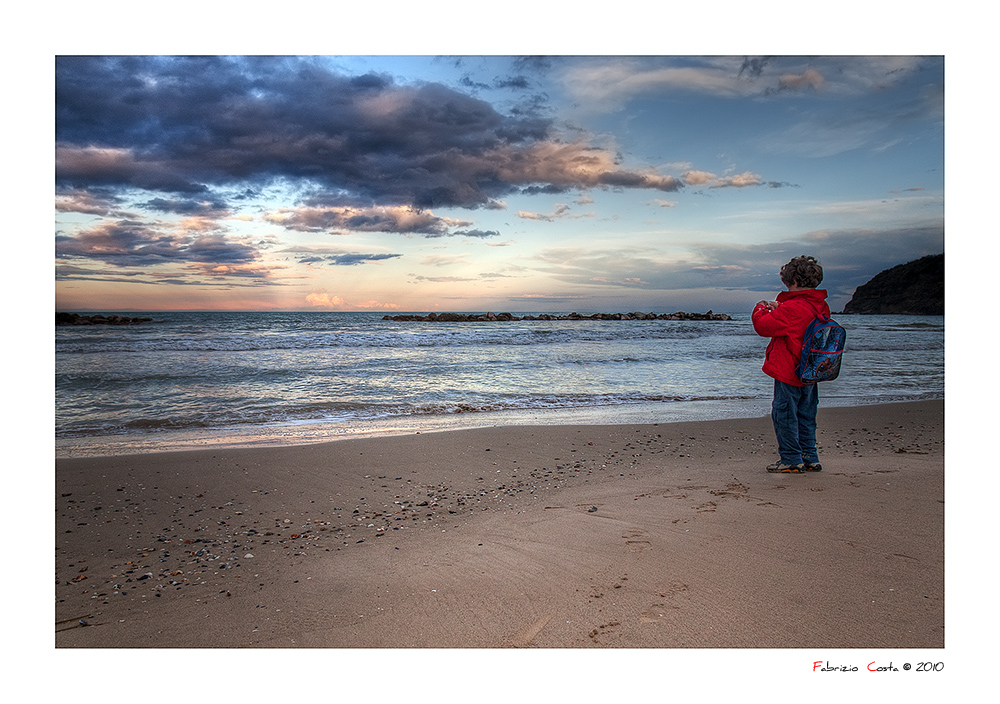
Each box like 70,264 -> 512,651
56,312 -> 154,326
383,311 -> 731,322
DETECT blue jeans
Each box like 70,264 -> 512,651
771,379 -> 819,465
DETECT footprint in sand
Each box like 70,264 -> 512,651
588,621 -> 621,643
639,605 -> 674,622
693,500 -> 717,513
507,613 -> 553,647
640,581 -> 689,622
709,480 -> 749,500
622,529 -> 651,552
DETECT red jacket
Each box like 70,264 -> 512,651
752,288 -> 831,387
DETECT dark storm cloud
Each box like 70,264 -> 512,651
55,189 -> 130,216
521,184 -> 568,196
55,56 -> 685,226
300,253 -> 402,266
141,197 -> 231,216
55,261 -> 275,287
56,56 -> 544,207
435,228 -> 500,239
511,57 -> 553,75
263,205 -> 470,236
737,56 -> 773,80
55,144 -> 212,194
55,219 -> 259,267
460,73 -> 533,92
494,75 -> 532,90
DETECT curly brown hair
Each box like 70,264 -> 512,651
780,255 -> 823,288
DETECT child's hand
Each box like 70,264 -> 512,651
756,299 -> 779,311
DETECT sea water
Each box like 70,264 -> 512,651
55,312 -> 944,456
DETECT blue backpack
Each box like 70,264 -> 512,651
797,315 -> 846,383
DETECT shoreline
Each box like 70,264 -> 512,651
56,399 -> 943,649
55,393 -> 942,459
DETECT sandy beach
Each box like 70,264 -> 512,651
54,399 -> 943,650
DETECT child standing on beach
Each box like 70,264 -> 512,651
752,255 -> 830,473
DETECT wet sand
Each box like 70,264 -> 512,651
55,400 -> 944,650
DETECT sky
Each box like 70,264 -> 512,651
54,54 -> 944,313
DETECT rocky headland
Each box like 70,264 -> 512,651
842,254 -> 944,315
